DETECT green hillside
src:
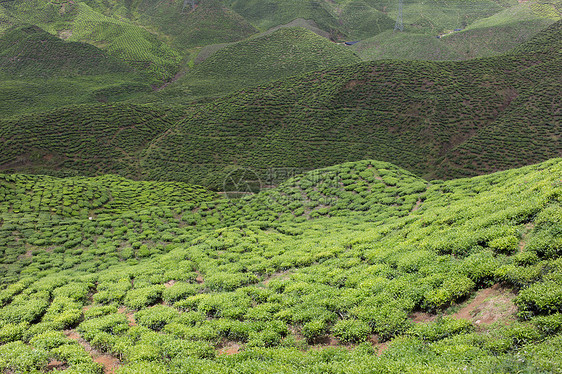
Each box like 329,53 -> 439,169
0,25 -> 152,118
225,0 -> 341,34
1,0 -> 182,81
141,0 -> 258,49
1,158 -> 562,372
2,20 -> 560,185
352,0 -> 560,61
158,27 -> 362,100
0,103 -> 183,177
139,19 -> 562,185
0,4 -> 14,33
0,24 -> 133,78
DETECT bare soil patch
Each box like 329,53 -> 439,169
64,330 -> 120,374
46,360 -> 67,371
410,311 -> 437,323
452,284 -> 517,325
217,340 -> 241,356
118,307 -> 137,326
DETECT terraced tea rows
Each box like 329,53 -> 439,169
1,159 -> 562,373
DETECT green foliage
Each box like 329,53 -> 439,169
302,319 -> 327,343
424,276 -> 475,310
332,319 -> 371,343
408,317 -> 473,342
0,157 -> 561,372
0,341 -> 49,373
135,305 -> 180,331
175,27 -> 361,98
124,285 -> 165,309
516,280 -> 562,316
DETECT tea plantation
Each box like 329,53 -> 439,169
1,2 -> 562,372
2,20 -> 561,186
1,158 -> 562,373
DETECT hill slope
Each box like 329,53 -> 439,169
2,20 -> 561,185
352,0 -> 561,61
0,159 -> 562,372
139,19 -> 562,185
0,24 -> 134,78
0,24 -> 152,118
0,104 -> 183,177
158,27 -> 362,99
1,0 -> 182,81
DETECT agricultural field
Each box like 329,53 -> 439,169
0,24 -> 151,117
2,19 -> 561,186
1,158 -> 562,373
139,19 -> 562,186
1,0 -> 562,372
155,27 -> 362,100
352,0 -> 561,61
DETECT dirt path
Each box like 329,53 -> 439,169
411,198 -> 423,212
519,223 -> 535,251
64,330 -> 121,374
154,70 -> 186,92
452,284 -> 517,325
118,307 -> 137,327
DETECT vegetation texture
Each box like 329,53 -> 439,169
0,158 -> 562,373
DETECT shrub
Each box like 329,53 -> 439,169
124,285 -> 164,309
29,330 -> 69,350
0,322 -> 27,343
0,341 -> 49,373
51,343 -> 93,365
424,276 -> 474,310
247,328 -> 283,348
84,305 -> 119,320
332,319 -> 371,343
408,317 -> 473,342
532,313 -> 562,335
488,236 -> 519,254
516,280 -> 562,316
135,305 -> 179,331
302,320 -> 327,343
162,282 -> 199,303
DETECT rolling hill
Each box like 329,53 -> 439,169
0,24 -> 152,117
1,19 -> 560,186
352,0 -> 561,61
2,1 -> 562,373
0,24 -> 134,78
0,158 -> 561,372
139,19 -> 562,186
1,0 -> 182,81
153,27 -> 362,100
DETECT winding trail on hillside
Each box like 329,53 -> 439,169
64,329 -> 121,374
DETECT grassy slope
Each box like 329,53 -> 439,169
1,0 -> 182,81
0,4 -> 14,33
139,20 -> 562,186
136,0 -> 259,49
1,158 -> 562,372
0,24 -> 134,78
0,24 -> 152,118
225,0 -> 342,33
153,27 -> 362,100
352,0 -> 560,61
1,20 -> 560,186
0,103 -> 185,178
